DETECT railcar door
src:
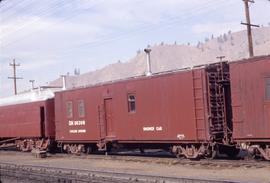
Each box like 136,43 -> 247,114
104,98 -> 115,137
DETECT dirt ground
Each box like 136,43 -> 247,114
0,151 -> 269,183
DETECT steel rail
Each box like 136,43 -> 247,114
50,153 -> 270,168
0,162 -> 251,183
0,150 -> 269,169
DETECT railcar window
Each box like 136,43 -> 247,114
266,78 -> 270,100
66,101 -> 73,118
78,100 -> 85,118
128,94 -> 136,113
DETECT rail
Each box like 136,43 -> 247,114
0,162 -> 250,183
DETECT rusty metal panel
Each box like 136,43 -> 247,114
230,56 -> 270,140
55,68 -> 210,143
0,100 -> 55,138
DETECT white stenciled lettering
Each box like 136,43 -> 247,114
143,126 -> 164,132
156,126 -> 163,131
177,134 -> 185,140
78,129 -> 86,133
143,127 -> 155,131
69,129 -> 86,134
68,120 -> 86,126
69,129 -> 78,133
69,121 -> 74,126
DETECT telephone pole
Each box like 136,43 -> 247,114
8,59 -> 23,95
216,56 -> 226,62
241,0 -> 259,58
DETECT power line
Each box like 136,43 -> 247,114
0,0 -> 68,39
47,0 -> 238,57
1,0 -> 221,47
0,0 -> 34,19
23,0 -> 231,57
0,0 -> 242,58
1,0 -> 106,47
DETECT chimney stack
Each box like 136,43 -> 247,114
29,80 -> 35,91
144,48 -> 152,76
61,75 -> 67,90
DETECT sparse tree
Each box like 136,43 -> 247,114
223,34 -> 228,42
217,36 -> 224,43
174,41 -> 177,45
74,69 -> 77,76
205,37 -> 210,42
201,47 -> 204,52
211,34 -> 214,39
136,49 -> 141,55
196,41 -> 201,48
219,45 -> 223,51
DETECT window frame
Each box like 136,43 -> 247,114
66,101 -> 73,118
77,100 -> 85,118
265,77 -> 270,101
127,93 -> 136,113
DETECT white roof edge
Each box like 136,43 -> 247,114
0,89 -> 56,107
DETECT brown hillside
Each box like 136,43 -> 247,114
50,27 -> 270,88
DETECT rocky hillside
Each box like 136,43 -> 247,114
50,27 -> 270,88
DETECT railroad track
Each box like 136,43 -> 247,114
0,150 -> 269,169
0,162 -> 250,183
52,152 -> 270,169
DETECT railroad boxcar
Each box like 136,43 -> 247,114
230,55 -> 270,160
0,89 -> 55,151
55,62 -> 234,159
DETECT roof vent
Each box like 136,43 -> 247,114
61,75 -> 67,90
144,48 -> 152,76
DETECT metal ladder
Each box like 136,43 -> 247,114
192,69 -> 206,140
207,63 -> 231,143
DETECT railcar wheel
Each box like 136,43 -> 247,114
226,148 -> 240,159
86,145 -> 97,154
139,147 -> 145,154
211,150 -> 218,159
105,144 -> 112,154
175,153 -> 185,159
208,144 -> 219,159
86,146 -> 92,154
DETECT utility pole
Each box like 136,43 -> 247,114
241,0 -> 259,58
216,56 -> 226,62
8,59 -> 23,95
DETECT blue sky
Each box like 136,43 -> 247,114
0,0 -> 270,97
